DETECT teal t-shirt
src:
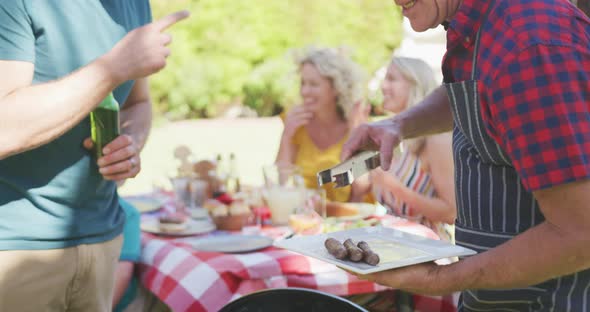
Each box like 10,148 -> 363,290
115,199 -> 142,312
0,0 -> 151,250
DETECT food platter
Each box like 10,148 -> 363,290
274,226 -> 476,275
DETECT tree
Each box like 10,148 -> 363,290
150,0 -> 403,119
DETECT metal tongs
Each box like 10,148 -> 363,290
317,151 -> 381,188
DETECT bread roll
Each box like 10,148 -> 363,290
326,201 -> 359,217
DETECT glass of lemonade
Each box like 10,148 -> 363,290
262,164 -> 305,225
288,188 -> 326,235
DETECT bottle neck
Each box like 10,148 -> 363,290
98,93 -> 119,110
228,154 -> 237,177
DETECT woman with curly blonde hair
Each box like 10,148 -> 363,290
276,47 -> 370,202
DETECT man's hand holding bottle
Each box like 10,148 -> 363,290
85,10 -> 191,181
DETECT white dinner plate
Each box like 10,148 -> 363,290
180,235 -> 274,253
188,207 -> 209,219
141,219 -> 216,236
123,196 -> 165,213
274,226 -> 477,275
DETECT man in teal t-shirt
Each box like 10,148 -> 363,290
0,1 -> 188,311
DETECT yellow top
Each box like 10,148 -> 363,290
280,111 -> 351,202
280,111 -> 375,203
291,126 -> 352,202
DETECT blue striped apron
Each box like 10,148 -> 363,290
445,2 -> 590,311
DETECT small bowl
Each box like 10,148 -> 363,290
213,214 -> 250,231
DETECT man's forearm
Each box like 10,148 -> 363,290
119,78 -> 153,153
120,100 -> 152,152
396,86 -> 453,139
0,58 -> 120,159
442,221 -> 590,292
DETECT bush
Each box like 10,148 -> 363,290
242,56 -> 299,116
150,0 -> 403,119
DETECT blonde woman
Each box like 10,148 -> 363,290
276,47 -> 370,202
344,56 -> 456,312
371,56 -> 456,241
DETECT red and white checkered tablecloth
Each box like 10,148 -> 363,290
138,215 -> 457,312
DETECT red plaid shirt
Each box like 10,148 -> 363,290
443,0 -> 590,191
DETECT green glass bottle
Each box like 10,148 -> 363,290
90,93 -> 120,159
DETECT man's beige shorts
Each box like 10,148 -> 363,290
0,235 -> 123,312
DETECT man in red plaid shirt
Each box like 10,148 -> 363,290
342,0 -> 590,310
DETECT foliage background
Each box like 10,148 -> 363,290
149,0 -> 403,119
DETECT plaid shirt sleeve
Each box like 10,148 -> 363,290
485,44 -> 590,191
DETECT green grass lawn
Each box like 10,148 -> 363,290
119,117 -> 283,196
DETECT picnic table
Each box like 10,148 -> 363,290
138,205 -> 457,312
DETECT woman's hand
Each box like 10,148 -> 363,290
347,100 -> 371,129
282,106 -> 313,139
349,173 -> 372,202
84,134 -> 141,181
371,168 -> 404,210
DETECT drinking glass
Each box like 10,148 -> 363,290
262,164 -> 305,225
288,188 -> 326,235
170,176 -> 190,209
188,178 -> 208,208
304,188 -> 327,218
